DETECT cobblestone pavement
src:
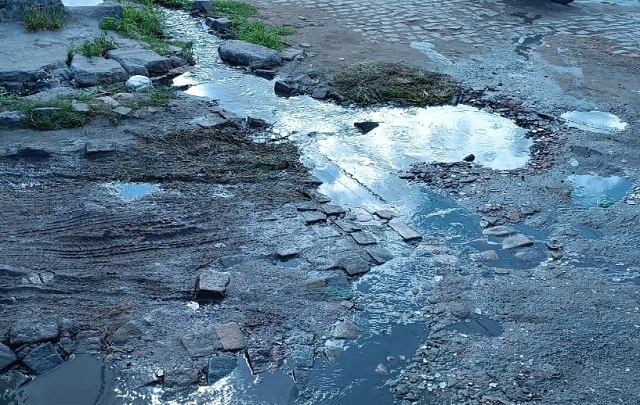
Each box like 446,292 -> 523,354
257,0 -> 640,58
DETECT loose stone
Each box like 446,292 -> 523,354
388,219 -> 422,241
501,234 -> 535,249
215,322 -> 246,351
196,269 -> 231,299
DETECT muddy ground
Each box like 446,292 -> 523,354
2,0 -> 640,404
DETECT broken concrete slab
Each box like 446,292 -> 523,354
10,318 -> 59,346
332,218 -> 362,233
388,219 -> 422,241
351,207 -> 373,222
301,210 -> 327,225
0,343 -> 17,371
196,269 -> 230,299
106,48 -> 172,76
502,234 -> 535,249
70,55 -> 128,87
339,254 -> 370,276
214,322 -> 246,351
311,224 -> 341,239
20,342 -> 64,375
321,204 -> 346,216
365,246 -> 393,264
181,327 -> 223,358
374,209 -> 396,220
351,231 -> 377,246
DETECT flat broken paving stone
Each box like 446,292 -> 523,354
181,328 -> 222,358
482,225 -> 515,237
388,219 -> 422,241
196,270 -> 230,299
215,322 -> 246,351
350,231 -> 377,245
365,246 -> 394,264
321,204 -> 346,216
374,209 -> 396,220
502,234 -> 534,249
301,210 -> 327,225
351,207 -> 374,222
332,218 -> 362,233
339,254 -> 370,276
311,224 -> 341,239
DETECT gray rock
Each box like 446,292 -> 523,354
111,321 -> 143,345
311,87 -> 329,100
196,269 -> 230,299
365,246 -> 393,264
280,48 -> 303,61
208,353 -> 237,383
125,75 -> 153,91
84,141 -> 117,155
192,0 -> 214,15
351,232 -> 377,246
375,210 -> 396,220
70,55 -> 128,87
169,55 -> 188,68
333,218 -> 362,233
107,48 -> 172,76
0,343 -> 17,371
470,250 -> 499,262
71,101 -> 90,112
339,254 -> 370,276
311,224 -> 340,239
351,207 -> 373,222
0,370 -> 30,391
482,225 -> 515,237
10,318 -> 59,346
276,248 -> 299,259
163,366 -> 200,388
321,204 -> 345,216
214,322 -> 245,351
0,111 -> 24,128
502,234 -> 535,249
218,40 -> 282,69
291,344 -> 314,368
332,320 -> 359,339
301,210 -> 326,225
181,327 -> 222,358
21,342 -> 64,375
388,219 -> 422,241
113,106 -> 132,117
285,330 -> 315,345
207,17 -> 232,32
95,95 -> 119,107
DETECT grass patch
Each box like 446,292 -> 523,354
214,0 -> 257,18
154,0 -> 192,9
100,1 -> 168,54
0,86 -> 176,131
334,62 -> 459,106
22,3 -> 66,32
69,32 -> 116,58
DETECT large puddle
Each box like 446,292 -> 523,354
568,174 -> 632,207
561,111 -> 628,133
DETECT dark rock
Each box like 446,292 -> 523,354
196,269 -> 230,299
463,154 -> 475,162
351,232 -> 377,246
192,0 -> 214,15
276,248 -> 299,259
301,210 -> 327,225
365,246 -> 393,264
21,342 -> 64,375
320,204 -> 345,216
274,80 -> 295,97
331,320 -> 359,339
215,322 -> 245,351
339,254 -> 370,276
181,327 -> 223,358
291,344 -> 314,368
354,121 -> 379,134
218,40 -> 281,69
0,370 -> 31,391
207,17 -> 233,31
374,209 -> 396,220
253,69 -> 276,80
0,343 -> 17,371
0,111 -> 24,128
311,87 -> 329,100
163,366 -> 200,388
208,353 -> 237,383
10,318 -> 59,346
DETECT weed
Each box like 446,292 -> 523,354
22,2 -> 66,32
69,32 -> 116,58
100,1 -> 168,54
334,61 -> 459,106
231,18 -> 295,51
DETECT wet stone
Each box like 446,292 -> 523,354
208,353 -> 237,384
301,210 -> 327,225
215,322 -> 246,351
482,225 -> 515,237
10,318 -> 59,346
332,218 -> 362,233
502,234 -> 535,249
181,327 -> 223,358
365,246 -> 393,264
285,330 -> 315,345
292,344 -> 314,368
332,320 -> 359,339
163,366 -> 200,388
21,342 -> 64,375
196,269 -> 230,299
351,231 -> 377,246
111,320 -> 144,345
321,204 -> 345,216
388,219 -> 422,241
470,250 -> 499,262
296,202 -> 319,211
311,224 -> 341,239
351,207 -> 373,222
113,106 -> 132,117
374,209 -> 396,220
339,254 -> 370,276
0,343 -> 17,371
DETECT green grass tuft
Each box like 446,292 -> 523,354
232,18 -> 294,51
100,1 -> 168,55
214,0 -> 257,18
70,32 -> 116,58
22,3 -> 66,32
334,61 -> 459,106
154,0 -> 192,9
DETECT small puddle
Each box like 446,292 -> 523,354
561,111 -> 628,133
444,316 -> 503,337
514,34 -> 545,58
277,258 -> 301,269
568,174 -> 631,208
106,182 -> 160,200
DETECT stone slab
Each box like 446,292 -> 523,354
350,231 -> 377,245
388,219 -> 422,241
70,55 -> 128,87
196,269 -> 230,299
208,353 -> 237,383
502,234 -> 534,249
21,342 -> 64,375
10,318 -> 59,346
107,48 -> 172,76
0,343 -> 17,371
214,322 -> 246,351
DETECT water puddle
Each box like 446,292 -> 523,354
106,182 -> 160,200
8,355 -> 119,405
561,111 -> 628,133
514,34 -> 545,58
568,174 -> 631,207
62,0 -> 104,5
444,317 -> 503,337
277,258 -> 301,269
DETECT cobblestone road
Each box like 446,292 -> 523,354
258,0 -> 640,58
